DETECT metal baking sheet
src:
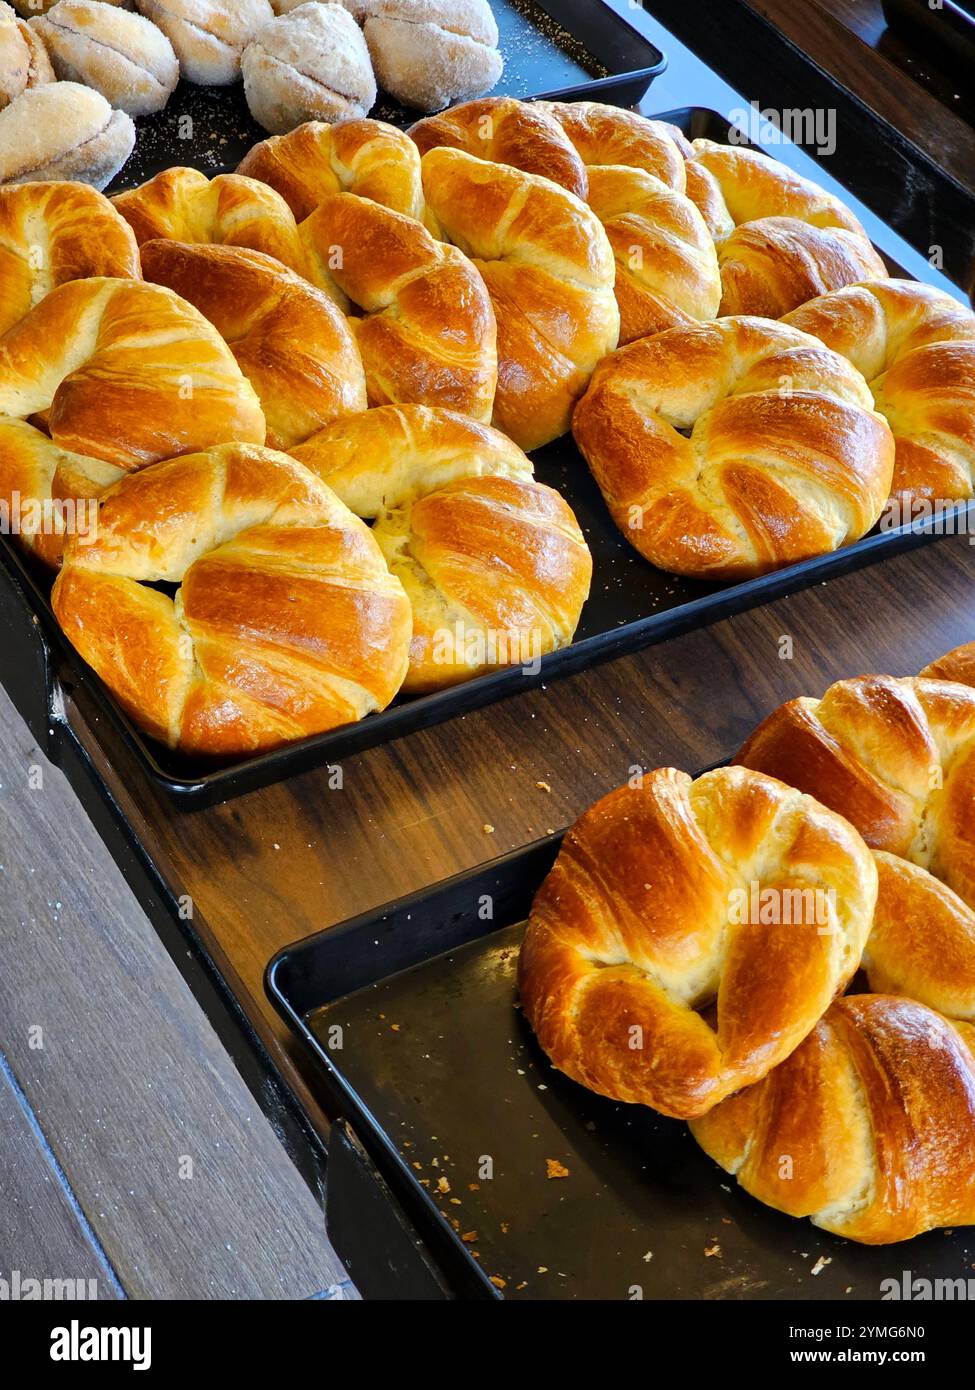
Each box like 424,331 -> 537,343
1,106 -> 969,806
267,835 -> 975,1300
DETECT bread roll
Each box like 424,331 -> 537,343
9,0 -> 132,11
299,192 -> 496,420
0,417 -> 125,568
293,405 -> 592,691
52,443 -> 413,756
241,3 -> 376,135
134,0 -> 273,85
364,0 -> 502,112
736,673 -> 975,914
141,239 -> 367,449
690,994 -> 975,1243
0,82 -> 135,190
717,216 -> 887,317
573,317 -> 894,580
420,146 -> 619,451
112,167 -> 307,277
0,0 -> 54,111
0,180 -> 140,336
32,1 -> 179,116
785,279 -> 975,505
238,117 -> 429,224
0,276 -> 266,467
518,765 -> 878,1119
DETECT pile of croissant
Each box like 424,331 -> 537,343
1,96 -> 973,758
520,640 -> 975,1245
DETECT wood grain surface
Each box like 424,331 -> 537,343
0,690 -> 351,1298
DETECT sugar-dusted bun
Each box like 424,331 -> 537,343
134,0 -> 273,85
10,0 -> 132,10
32,1 -> 179,116
364,0 -> 502,112
242,3 -> 376,135
0,1 -> 54,112
0,83 -> 135,190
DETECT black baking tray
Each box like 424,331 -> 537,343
267,835 -> 975,1301
106,0 -> 667,191
881,0 -> 975,86
1,106 -> 970,808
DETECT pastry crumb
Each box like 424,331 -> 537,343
546,1158 -> 570,1179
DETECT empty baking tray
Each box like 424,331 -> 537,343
266,834 -> 975,1300
110,0 -> 667,190
1,107 -> 970,807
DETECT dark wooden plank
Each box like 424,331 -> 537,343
0,1059 -> 121,1300
67,533 -> 975,1124
0,688 -> 351,1298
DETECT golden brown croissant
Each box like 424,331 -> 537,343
52,443 -> 413,756
868,852 -> 975,1021
690,994 -> 975,1243
0,181 -> 141,337
0,417 -> 125,568
299,192 -> 497,421
292,404 -> 591,692
139,240 -> 367,450
518,766 -> 877,1119
112,167 -> 308,276
573,316 -> 894,579
420,147 -> 619,451
238,116 -> 435,226
411,99 -> 718,348
737,674 -> 975,912
785,279 -> 975,505
0,277 -> 266,468
716,216 -> 886,318
922,641 -> 975,687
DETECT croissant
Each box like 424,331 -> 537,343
52,443 -> 413,756
518,766 -> 877,1119
572,316 -> 894,579
0,181 -> 140,337
112,167 -> 308,276
411,99 -> 719,347
868,851 -> 975,1022
299,192 -> 497,421
238,117 -> 434,226
420,147 -> 619,451
0,277 -> 266,468
292,404 -> 592,691
139,240 -> 367,450
922,641 -> 975,687
736,673 -> 975,913
690,994 -> 975,1243
785,279 -> 975,505
716,216 -> 886,318
0,417 -> 125,568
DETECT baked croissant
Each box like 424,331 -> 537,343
690,994 -> 975,1243
299,192 -> 497,421
420,146 -> 619,451
868,851 -> 975,1022
572,316 -> 894,579
140,240 -> 367,450
922,641 -> 975,687
293,404 -> 592,691
0,181 -> 140,337
785,279 -> 975,505
112,167 -> 308,277
238,117 -> 434,226
52,443 -> 413,756
737,673 -> 975,913
518,766 -> 877,1119
0,277 -> 265,468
